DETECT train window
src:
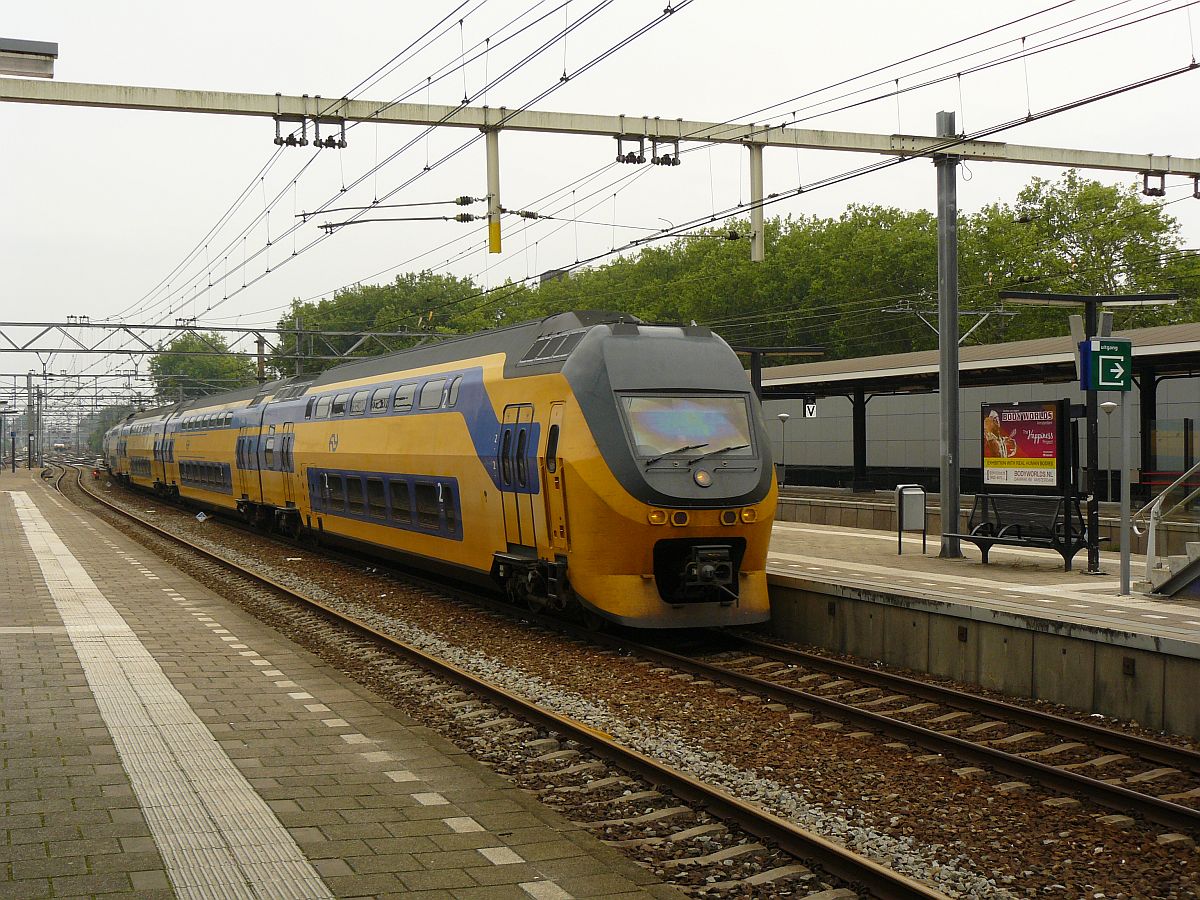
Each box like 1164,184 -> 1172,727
315,396 -> 331,418
520,338 -> 549,362
441,483 -> 458,534
366,478 -> 386,519
393,384 -> 416,412
500,430 -> 513,485
557,332 -> 584,356
327,474 -> 346,509
516,429 -> 529,487
446,376 -> 462,408
264,436 -> 275,469
537,335 -> 567,359
349,391 -> 369,415
224,413 -> 233,427
545,424 -> 559,473
346,477 -> 364,514
419,379 -> 446,410
414,482 -> 440,529
369,388 -> 389,413
305,398 -> 315,419
331,393 -> 349,416
389,480 -> 412,523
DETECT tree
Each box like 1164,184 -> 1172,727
81,404 -> 133,454
148,332 -> 258,401
250,171 -> 1193,372
960,170 -> 1189,341
274,271 -> 496,377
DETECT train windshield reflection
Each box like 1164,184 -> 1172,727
622,395 -> 752,459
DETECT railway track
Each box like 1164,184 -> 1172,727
593,630 -> 1200,835
60,465 -> 948,900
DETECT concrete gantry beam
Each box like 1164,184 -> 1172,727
2,78 -> 1199,175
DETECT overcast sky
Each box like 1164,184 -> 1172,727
3,0 -> 1199,414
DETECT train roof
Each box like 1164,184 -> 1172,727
114,311 -> 652,422
308,310 -> 642,388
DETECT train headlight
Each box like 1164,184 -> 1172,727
670,511 -> 690,526
693,469 -> 713,487
720,510 -> 738,526
740,507 -> 758,523
647,509 -> 669,525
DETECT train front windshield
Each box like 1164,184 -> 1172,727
622,395 -> 753,458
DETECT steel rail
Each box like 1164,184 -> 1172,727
63,467 -> 948,900
723,631 -> 1200,774
590,631 -> 1200,834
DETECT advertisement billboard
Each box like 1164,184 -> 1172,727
982,401 -> 1061,488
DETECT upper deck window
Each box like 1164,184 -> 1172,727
518,330 -> 585,365
394,384 -> 416,412
418,379 -> 446,410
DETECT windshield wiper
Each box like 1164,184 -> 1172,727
645,443 -> 708,467
687,443 -> 750,464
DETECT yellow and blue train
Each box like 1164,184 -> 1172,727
105,311 -> 776,628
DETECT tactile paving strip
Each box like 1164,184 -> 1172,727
12,492 -> 334,900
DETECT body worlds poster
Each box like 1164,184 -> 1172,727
982,402 -> 1059,487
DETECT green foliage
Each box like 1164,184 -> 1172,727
275,271 -> 498,377
960,170 -> 1192,341
274,171 -> 1195,369
148,332 -> 258,401
81,404 -> 133,455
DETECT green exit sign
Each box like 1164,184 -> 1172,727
1081,338 -> 1132,391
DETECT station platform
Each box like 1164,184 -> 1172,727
0,468 -> 671,900
766,515 -> 1200,738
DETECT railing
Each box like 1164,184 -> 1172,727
1133,459 -> 1200,584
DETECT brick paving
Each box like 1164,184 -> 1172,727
0,469 -> 674,899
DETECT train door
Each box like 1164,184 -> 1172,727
498,404 -> 538,553
280,422 -> 297,507
541,403 -> 568,553
154,419 -> 170,487
235,421 -> 260,501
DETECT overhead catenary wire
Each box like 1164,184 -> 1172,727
63,1 -> 1200,393
358,57 -> 1200,339
124,0 -> 1156,328
70,0 -> 612,382
310,0 -> 1187,322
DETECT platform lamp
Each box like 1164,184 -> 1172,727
1101,400 -> 1119,502
776,413 -> 790,489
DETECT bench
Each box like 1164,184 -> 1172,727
951,492 -> 1087,571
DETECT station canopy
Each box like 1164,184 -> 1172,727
760,322 -> 1200,399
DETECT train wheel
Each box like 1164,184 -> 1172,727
509,573 -> 548,615
579,606 -> 607,632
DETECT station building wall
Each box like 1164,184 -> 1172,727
765,374 -> 1200,473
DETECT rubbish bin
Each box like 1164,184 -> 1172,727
895,484 -> 927,554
